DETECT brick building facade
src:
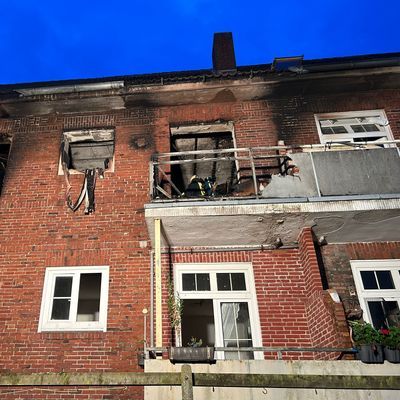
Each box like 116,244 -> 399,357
0,33 -> 399,398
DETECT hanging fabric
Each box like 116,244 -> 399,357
60,140 -> 100,214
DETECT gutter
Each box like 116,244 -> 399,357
15,81 -> 124,96
304,56 -> 400,73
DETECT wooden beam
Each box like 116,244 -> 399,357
0,372 -> 399,390
181,365 -> 194,400
154,218 -> 162,348
193,373 -> 400,390
0,372 -> 180,386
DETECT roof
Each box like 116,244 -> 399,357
1,52 -> 400,93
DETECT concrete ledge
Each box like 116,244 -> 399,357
145,360 -> 400,400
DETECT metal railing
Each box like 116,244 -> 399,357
146,346 -> 357,360
149,140 -> 400,201
150,146 -> 292,200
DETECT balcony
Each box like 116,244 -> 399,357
145,142 -> 400,247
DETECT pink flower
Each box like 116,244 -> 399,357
380,328 -> 390,335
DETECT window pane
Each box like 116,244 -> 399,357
364,124 -> 379,132
321,127 -> 333,135
51,299 -> 70,320
196,274 -> 210,291
221,303 -> 253,360
221,303 -> 237,339
217,273 -> 231,291
332,126 -> 348,134
360,271 -> 378,289
231,273 -> 246,290
53,276 -> 72,297
77,273 -> 101,321
182,274 -> 196,291
368,301 -> 385,329
383,301 -> 400,327
376,271 -> 395,289
368,300 -> 400,329
350,125 -> 365,133
236,303 -> 252,339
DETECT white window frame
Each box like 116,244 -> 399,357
38,266 -> 109,332
174,262 -> 263,360
314,110 -> 394,145
351,259 -> 400,327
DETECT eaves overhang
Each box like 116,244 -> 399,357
1,62 -> 400,117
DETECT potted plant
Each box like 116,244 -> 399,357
381,327 -> 400,363
349,321 -> 384,363
167,280 -> 214,363
167,278 -> 184,347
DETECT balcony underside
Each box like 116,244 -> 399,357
145,196 -> 400,247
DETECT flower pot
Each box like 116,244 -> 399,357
384,347 -> 400,363
169,347 -> 215,363
356,344 -> 384,364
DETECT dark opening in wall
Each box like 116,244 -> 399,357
169,123 -> 237,195
61,129 -> 115,174
0,141 -> 11,194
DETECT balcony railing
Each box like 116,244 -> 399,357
149,141 -> 400,202
146,346 -> 356,361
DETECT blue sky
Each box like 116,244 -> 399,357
1,0 -> 399,84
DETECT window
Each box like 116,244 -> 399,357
315,110 -> 393,144
59,129 -> 115,175
351,260 -> 400,329
0,138 -> 11,194
167,122 -> 238,197
38,266 -> 109,332
175,263 -> 262,360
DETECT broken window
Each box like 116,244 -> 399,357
60,129 -> 115,213
38,266 -> 109,332
60,129 -> 115,174
0,138 -> 11,194
175,263 -> 262,360
167,122 -> 238,197
351,260 -> 400,329
315,110 -> 393,145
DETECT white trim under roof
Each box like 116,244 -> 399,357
17,81 -> 124,96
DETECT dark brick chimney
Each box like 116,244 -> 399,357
212,32 -> 237,72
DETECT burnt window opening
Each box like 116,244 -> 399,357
60,129 -> 115,214
61,129 -> 115,174
168,123 -> 237,197
0,140 -> 11,194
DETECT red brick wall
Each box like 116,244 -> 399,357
162,249 -> 314,359
270,89 -> 400,144
298,228 -> 351,359
1,83 -> 399,398
0,112 -> 154,399
160,229 -> 349,361
320,242 -> 400,318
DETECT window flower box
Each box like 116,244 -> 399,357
169,346 -> 215,363
356,344 -> 384,364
